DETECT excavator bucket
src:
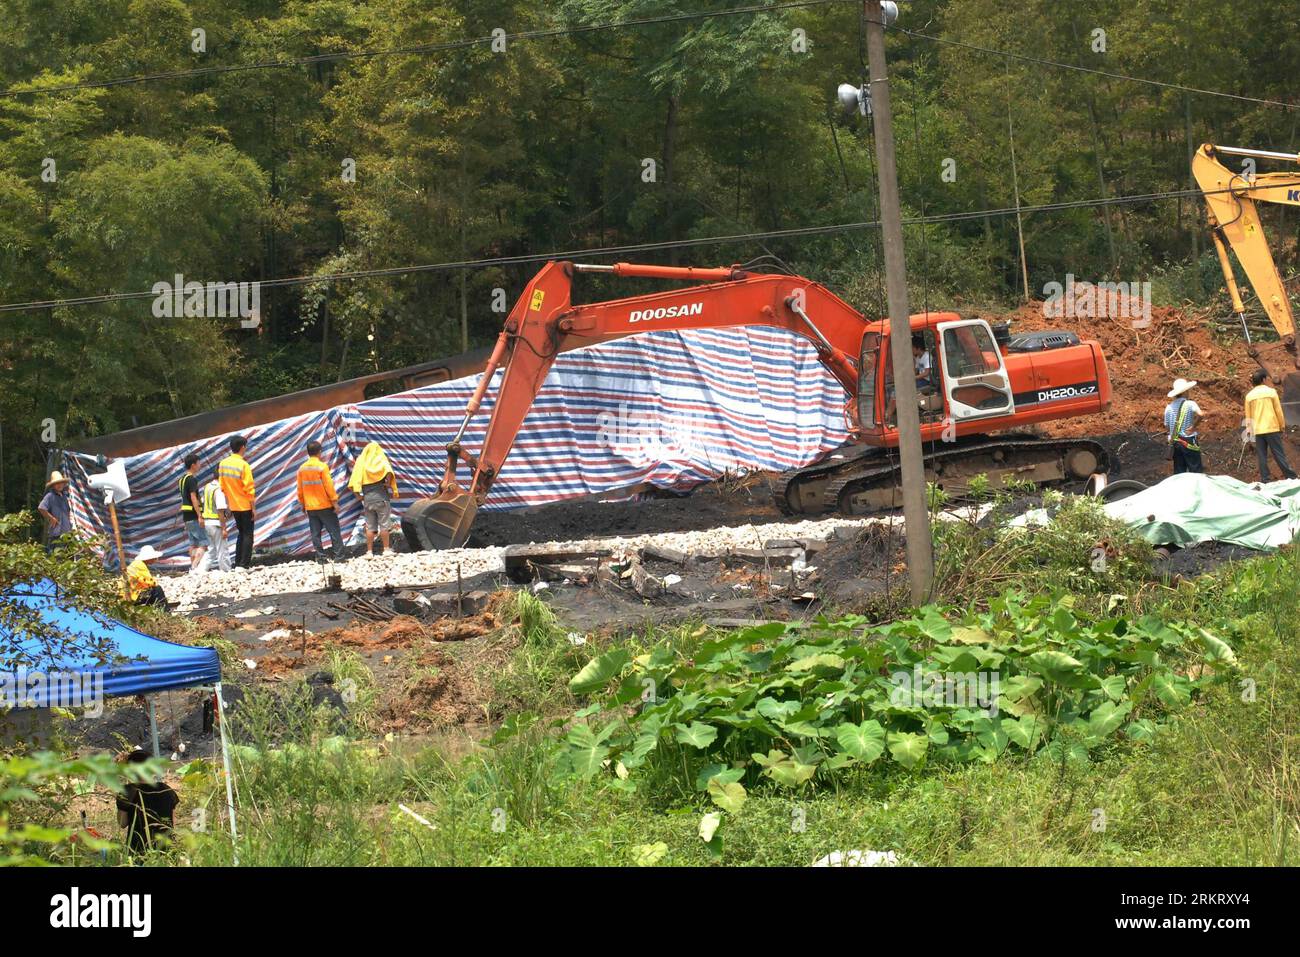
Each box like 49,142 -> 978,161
1282,373 -> 1300,428
401,489 -> 479,551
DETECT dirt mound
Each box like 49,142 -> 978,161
978,299 -> 1262,437
378,626 -> 517,731
384,648 -> 482,728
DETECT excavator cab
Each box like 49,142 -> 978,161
935,319 -> 1015,421
859,318 -> 1015,437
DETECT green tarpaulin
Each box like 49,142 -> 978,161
1101,474 -> 1300,550
1010,474 -> 1300,549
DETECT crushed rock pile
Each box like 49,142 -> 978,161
163,515 -> 890,611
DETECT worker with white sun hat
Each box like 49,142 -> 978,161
1164,378 -> 1206,475
122,545 -> 167,607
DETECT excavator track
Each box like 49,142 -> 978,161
773,444 -> 883,516
774,435 -> 1108,517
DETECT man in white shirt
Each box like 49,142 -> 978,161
912,337 -> 932,389
200,473 -> 233,572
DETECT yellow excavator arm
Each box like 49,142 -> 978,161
1193,143 -> 1300,354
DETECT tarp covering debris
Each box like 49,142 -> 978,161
1101,473 -> 1300,550
64,328 -> 851,568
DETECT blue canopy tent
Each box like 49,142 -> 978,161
0,578 -> 220,701
1,578 -> 237,847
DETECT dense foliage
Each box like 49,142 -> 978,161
1,0 -> 1298,511
553,593 -> 1236,801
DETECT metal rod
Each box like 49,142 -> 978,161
107,498 -> 131,596
786,299 -> 835,354
1212,145 -> 1300,162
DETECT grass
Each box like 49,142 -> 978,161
158,542 -> 1300,866
9,497 -> 1300,866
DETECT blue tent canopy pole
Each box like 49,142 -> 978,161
149,698 -> 160,757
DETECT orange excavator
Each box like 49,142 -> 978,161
402,260 -> 1112,550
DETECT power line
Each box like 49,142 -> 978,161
6,180 -> 1296,315
899,27 -> 1298,111
0,0 -> 851,99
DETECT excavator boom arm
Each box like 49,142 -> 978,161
1193,143 -> 1300,343
403,260 -> 870,548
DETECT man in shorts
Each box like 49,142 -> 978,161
178,453 -> 207,572
348,440 -> 398,557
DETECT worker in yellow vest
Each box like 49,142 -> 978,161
218,435 -> 256,569
122,545 -> 166,606
200,470 -> 232,572
297,440 -> 344,561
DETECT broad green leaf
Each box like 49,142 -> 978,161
972,716 -> 1011,755
752,749 -> 818,787
926,719 -> 950,746
631,842 -> 668,866
834,720 -> 885,763
1002,715 -> 1045,751
1086,700 -> 1132,741
1150,673 -> 1192,708
756,697 -> 799,722
888,732 -> 929,770
674,721 -> 718,749
1194,627 -> 1237,665
1125,719 -> 1159,742
1099,675 -> 1127,701
695,763 -> 744,791
948,625 -> 994,645
568,649 -> 631,695
564,724 -> 611,779
787,653 -> 845,673
708,778 -> 747,814
698,811 -> 722,843
1026,650 -> 1101,688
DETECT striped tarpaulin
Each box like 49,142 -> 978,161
66,327 -> 852,568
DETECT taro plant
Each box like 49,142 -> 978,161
548,592 -> 1237,801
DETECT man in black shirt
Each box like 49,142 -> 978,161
116,749 -> 180,855
179,453 -> 206,571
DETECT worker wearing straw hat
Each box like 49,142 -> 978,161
1164,378 -> 1205,474
37,470 -> 73,553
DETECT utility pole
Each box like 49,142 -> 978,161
863,0 -> 934,604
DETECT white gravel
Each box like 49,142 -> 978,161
163,514 -> 900,612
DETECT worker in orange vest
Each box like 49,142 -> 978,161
218,435 -> 256,569
297,440 -> 344,561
